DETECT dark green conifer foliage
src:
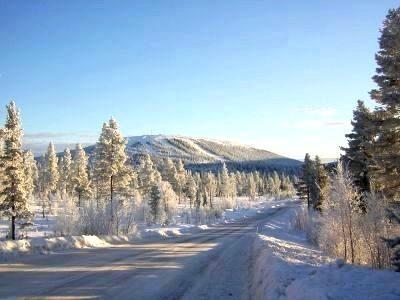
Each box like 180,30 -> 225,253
148,184 -> 161,223
342,100 -> 375,195
369,8 -> 400,200
310,156 -> 329,211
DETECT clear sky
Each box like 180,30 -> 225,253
0,1 -> 398,159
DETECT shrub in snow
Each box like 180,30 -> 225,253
146,181 -> 178,226
290,206 -> 319,245
358,192 -> 391,269
296,163 -> 394,269
78,201 -> 111,235
319,163 -> 360,264
53,197 -> 80,236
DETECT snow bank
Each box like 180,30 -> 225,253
0,235 -> 115,259
252,208 -> 400,300
0,197 -> 288,260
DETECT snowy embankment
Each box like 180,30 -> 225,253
0,235 -> 130,258
0,197 -> 284,259
251,207 -> 400,300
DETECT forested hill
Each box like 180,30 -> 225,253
81,135 -> 301,174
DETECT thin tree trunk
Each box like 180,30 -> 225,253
110,175 -> 114,223
11,203 -> 16,240
348,210 -> 355,264
340,212 -> 347,262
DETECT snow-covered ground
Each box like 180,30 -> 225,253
0,197 -> 286,259
0,199 -> 398,299
0,201 -> 293,299
251,206 -> 400,300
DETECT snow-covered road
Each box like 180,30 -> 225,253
0,205 -> 290,299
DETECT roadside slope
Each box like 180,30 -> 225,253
251,207 -> 400,300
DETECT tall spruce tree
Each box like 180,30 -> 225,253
297,153 -> 315,208
175,159 -> 186,203
45,142 -> 59,208
310,156 -> 329,211
148,184 -> 161,224
161,158 -> 178,192
369,8 -> 400,200
185,172 -> 197,208
23,150 -> 38,203
138,154 -> 160,196
219,163 -> 231,198
93,118 -> 131,211
0,101 -> 31,240
72,144 -> 91,206
342,100 -> 375,195
59,148 -> 73,198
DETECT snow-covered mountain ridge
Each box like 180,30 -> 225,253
54,134 -> 301,172
123,134 -> 283,163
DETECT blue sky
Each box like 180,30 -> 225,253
0,1 -> 398,159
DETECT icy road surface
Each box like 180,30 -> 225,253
0,205 -> 292,299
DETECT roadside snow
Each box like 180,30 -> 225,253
0,235 -> 111,259
0,197 -> 287,259
252,207 -> 400,300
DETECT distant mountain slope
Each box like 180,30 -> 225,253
124,135 -> 301,173
53,135 -> 300,174
123,135 -> 284,163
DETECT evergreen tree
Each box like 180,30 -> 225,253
271,171 -> 282,195
138,154 -> 160,196
44,142 -> 59,212
93,118 -> 131,209
386,210 -> 400,271
342,100 -> 375,194
72,144 -> 91,206
203,172 -> 216,208
59,148 -> 73,198
23,150 -> 38,203
246,174 -> 257,200
310,156 -> 329,211
148,184 -> 161,223
185,172 -> 197,208
175,159 -> 186,203
219,163 -> 231,198
297,153 -> 315,207
369,8 -> 400,200
161,158 -> 178,190
0,101 -> 31,240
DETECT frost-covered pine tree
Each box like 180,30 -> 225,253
72,144 -> 91,206
0,101 -> 31,240
321,163 -> 359,264
161,158 -> 178,191
246,174 -> 257,200
138,154 -> 161,196
159,181 -> 178,225
44,142 -> 59,211
185,172 -> 197,208
58,148 -> 73,199
203,171 -> 216,208
219,163 -> 231,198
175,159 -> 186,204
92,118 -> 131,210
23,150 -> 38,205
